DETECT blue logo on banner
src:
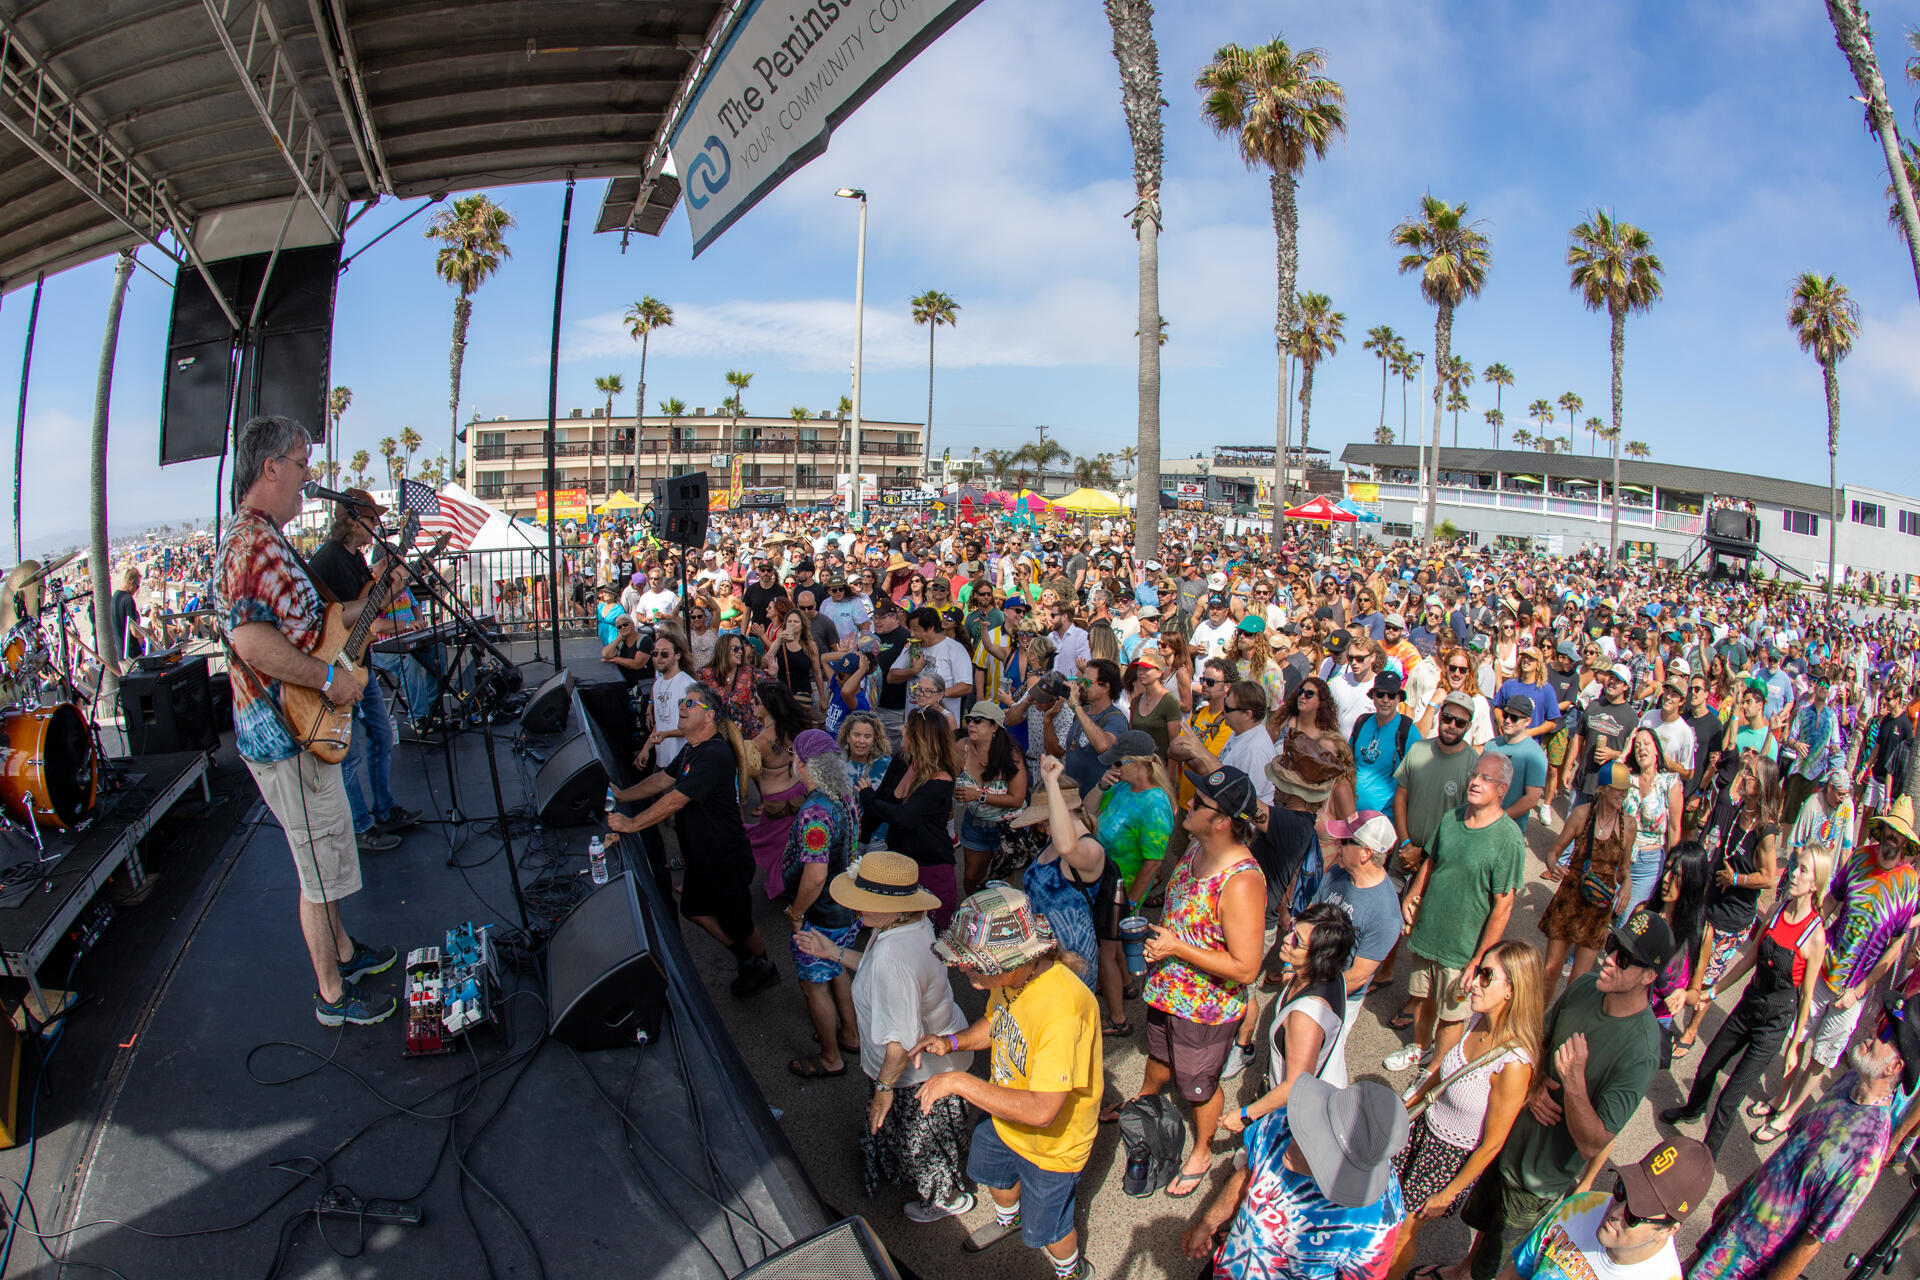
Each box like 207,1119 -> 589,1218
685,135 -> 731,209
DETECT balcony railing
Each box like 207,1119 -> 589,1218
474,437 -> 920,464
1370,481 -> 1700,532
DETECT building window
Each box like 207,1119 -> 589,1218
1902,510 -> 1920,536
1782,509 -> 1820,536
1851,500 -> 1887,527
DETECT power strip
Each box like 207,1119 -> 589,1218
314,1189 -> 422,1227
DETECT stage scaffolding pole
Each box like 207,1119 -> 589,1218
544,177 -> 575,670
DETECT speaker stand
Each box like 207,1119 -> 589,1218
479,708 -> 532,933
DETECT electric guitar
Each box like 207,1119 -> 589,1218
281,515 -> 447,763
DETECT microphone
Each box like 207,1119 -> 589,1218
302,480 -> 370,505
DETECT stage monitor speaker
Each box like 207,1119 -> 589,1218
1707,508 -> 1759,547
651,472 -> 710,549
534,732 -> 606,827
159,243 -> 341,465
736,1217 -> 900,1280
547,872 -> 667,1050
519,670 -> 574,734
118,655 -> 217,754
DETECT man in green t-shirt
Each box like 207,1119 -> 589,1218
1389,753 -> 1524,1074
1442,909 -> 1673,1280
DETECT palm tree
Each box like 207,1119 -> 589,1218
1393,195 -> 1491,542
1362,324 -> 1401,443
89,251 -> 134,677
910,289 -> 960,483
623,297 -> 673,484
1481,362 -> 1514,424
723,370 -> 753,455
1556,392 -> 1585,453
1583,416 -> 1605,457
1568,209 -> 1664,564
1107,0 -> 1165,558
1625,440 -> 1651,459
1484,407 -> 1505,448
418,454 -> 447,488
1197,37 -> 1346,530
1529,398 -> 1554,448
1390,343 -> 1417,445
1889,140 -> 1920,232
1826,0 -> 1920,300
982,448 -> 1016,487
1595,423 -> 1621,462
1117,444 -> 1139,479
789,405 -> 813,498
1440,355 -> 1474,446
1291,291 -> 1345,455
832,394 -> 853,497
659,397 -> 688,480
1510,427 -> 1533,452
1787,272 -> 1862,604
378,436 -> 399,489
1372,424 -> 1394,446
593,374 -> 624,494
426,194 -> 514,481
349,449 -> 371,490
327,386 -> 351,487
398,427 -> 423,486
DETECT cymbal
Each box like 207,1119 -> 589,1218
18,548 -> 81,587
1,560 -> 42,623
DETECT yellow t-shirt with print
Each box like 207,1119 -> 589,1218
986,961 -> 1102,1172
1177,704 -> 1234,810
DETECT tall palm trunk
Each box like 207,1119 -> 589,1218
1399,368 -> 1408,445
1377,354 -> 1388,442
634,334 -> 650,490
448,292 -> 471,481
1824,357 -> 1840,606
1423,303 -> 1451,542
1298,362 -> 1317,455
924,324 -> 937,484
91,251 -> 135,680
1133,207 -> 1162,560
1827,0 -> 1920,301
1607,304 -> 1625,563
1271,171 -> 1299,536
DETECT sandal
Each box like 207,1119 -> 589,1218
1754,1119 -> 1790,1144
1672,1039 -> 1696,1060
1539,865 -> 1565,882
1389,1011 -> 1417,1031
1102,1016 -> 1134,1038
1745,1099 -> 1778,1121
1099,1099 -> 1132,1124
787,1055 -> 848,1080
1164,1168 -> 1207,1199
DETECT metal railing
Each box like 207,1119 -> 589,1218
473,437 -> 921,464
1369,481 -> 1699,531
433,547 -> 601,637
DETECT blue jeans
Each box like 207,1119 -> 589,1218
1615,845 -> 1664,929
374,646 -> 443,723
343,678 -> 396,833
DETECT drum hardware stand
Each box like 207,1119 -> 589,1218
1846,1170 -> 1920,1278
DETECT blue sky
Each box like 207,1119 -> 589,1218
4,0 -> 1918,550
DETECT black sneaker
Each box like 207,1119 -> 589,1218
1659,1105 -> 1704,1127
339,938 -> 397,985
356,827 -> 400,853
377,806 -> 423,833
729,955 -> 781,998
315,983 -> 397,1027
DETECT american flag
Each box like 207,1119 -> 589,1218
399,479 -> 490,552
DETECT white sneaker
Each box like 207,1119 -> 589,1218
904,1191 -> 976,1223
1221,1042 -> 1254,1081
1383,1044 -> 1431,1072
1536,801 -> 1555,825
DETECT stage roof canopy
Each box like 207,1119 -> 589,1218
0,0 -> 733,292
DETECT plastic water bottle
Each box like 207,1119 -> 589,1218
588,836 -> 609,886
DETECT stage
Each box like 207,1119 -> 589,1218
0,642 -> 831,1280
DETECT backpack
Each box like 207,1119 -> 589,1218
1118,1094 -> 1186,1198
1350,711 -> 1414,766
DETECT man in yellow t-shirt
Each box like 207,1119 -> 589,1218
917,886 -> 1100,1280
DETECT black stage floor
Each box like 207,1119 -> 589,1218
2,645 -> 824,1280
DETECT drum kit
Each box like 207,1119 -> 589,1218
0,551 -> 99,846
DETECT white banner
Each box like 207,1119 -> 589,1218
1175,482 -> 1206,498
671,0 -> 984,255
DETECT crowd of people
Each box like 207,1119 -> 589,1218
573,499 -> 1920,1280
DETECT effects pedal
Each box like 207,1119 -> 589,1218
313,1188 -> 422,1228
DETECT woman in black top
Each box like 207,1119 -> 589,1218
766,604 -> 826,711
600,615 -> 650,689
1674,754 -> 1781,1055
859,708 -> 959,929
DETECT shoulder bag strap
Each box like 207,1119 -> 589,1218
1406,1040 -> 1522,1120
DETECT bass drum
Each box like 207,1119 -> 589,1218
0,702 -> 97,830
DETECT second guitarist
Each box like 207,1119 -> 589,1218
309,488 -> 424,852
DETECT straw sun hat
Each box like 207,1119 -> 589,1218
826,850 -> 941,914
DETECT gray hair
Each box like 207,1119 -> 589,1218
802,750 -> 854,806
1476,751 -> 1516,791
232,414 -> 311,505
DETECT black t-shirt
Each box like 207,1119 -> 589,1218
1578,698 -> 1635,782
307,538 -> 372,605
1545,665 -> 1580,719
1685,710 -> 1726,791
874,625 -> 911,710
1701,798 -> 1777,933
669,737 -> 751,870
1251,806 -> 1317,913
109,590 -> 145,658
611,638 -> 644,687
742,580 -> 786,628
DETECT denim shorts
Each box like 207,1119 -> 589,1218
958,808 -> 1008,853
965,1116 -> 1082,1249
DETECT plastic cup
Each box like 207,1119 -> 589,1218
1118,915 -> 1151,977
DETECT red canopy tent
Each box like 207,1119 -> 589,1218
1284,495 -> 1357,522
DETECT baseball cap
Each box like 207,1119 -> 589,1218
1002,596 -> 1029,613
964,701 -> 1006,726
1442,690 -> 1476,715
1610,907 -> 1679,972
1137,604 -> 1160,619
1324,810 -> 1396,855
1371,672 -> 1405,701
1208,571 -> 1228,591
1606,663 -> 1634,686
1616,1136 -> 1715,1223
1237,614 -> 1266,634
1384,613 -> 1407,630
1668,657 -> 1692,677
1325,629 -> 1352,652
1555,641 -> 1581,661
1099,729 -> 1160,767
1500,692 -> 1534,719
1184,764 -> 1261,823
1208,593 -> 1231,609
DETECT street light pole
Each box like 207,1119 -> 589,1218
836,187 -> 867,521
1412,351 -> 1428,536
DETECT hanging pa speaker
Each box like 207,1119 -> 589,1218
651,472 -> 709,549
519,669 -> 574,734
547,872 -> 667,1050
534,732 -> 607,827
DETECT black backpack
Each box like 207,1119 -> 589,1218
1118,1094 -> 1185,1198
1351,711 -> 1414,767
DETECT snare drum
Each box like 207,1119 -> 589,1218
0,702 -> 97,830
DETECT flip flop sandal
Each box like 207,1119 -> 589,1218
1672,1039 -> 1696,1059
1745,1099 -> 1778,1121
1754,1119 -> 1789,1144
787,1055 -> 848,1080
1164,1169 -> 1207,1199
1389,1011 -> 1418,1031
1101,1017 -> 1135,1037
1539,866 -> 1565,881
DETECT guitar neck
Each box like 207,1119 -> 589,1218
338,513 -> 422,664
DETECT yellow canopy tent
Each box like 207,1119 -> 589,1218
1052,487 -> 1126,514
596,489 -> 642,513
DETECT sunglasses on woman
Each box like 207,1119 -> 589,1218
1470,964 -> 1503,988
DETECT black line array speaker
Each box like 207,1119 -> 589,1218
533,732 -> 606,827
159,243 -> 342,465
118,655 -> 216,754
519,670 -> 574,734
546,872 -> 667,1050
736,1217 -> 900,1280
1707,508 -> 1759,548
651,472 -> 709,549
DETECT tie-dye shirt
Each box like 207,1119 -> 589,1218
1688,1076 -> 1890,1280
1819,846 -> 1920,994
1511,1190 -> 1681,1280
213,507 -> 325,763
1211,1106 -> 1402,1280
